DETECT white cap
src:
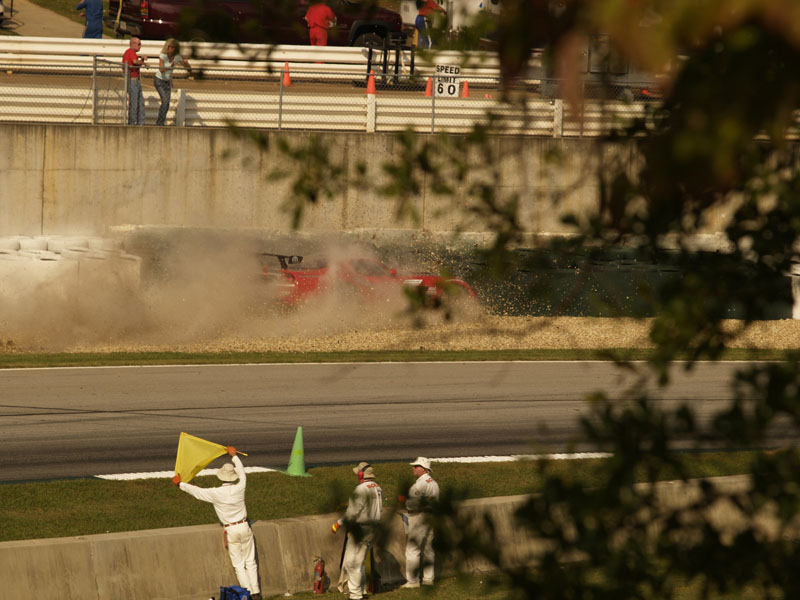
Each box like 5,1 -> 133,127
410,457 -> 431,471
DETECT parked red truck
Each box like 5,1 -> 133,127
106,0 -> 405,46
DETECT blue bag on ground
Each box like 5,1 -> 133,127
219,585 -> 251,600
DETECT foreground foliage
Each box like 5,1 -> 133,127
424,3 -> 800,599
255,2 -> 800,598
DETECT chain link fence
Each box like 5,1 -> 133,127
0,62 -> 97,125
0,58 -> 127,125
0,58 -> 661,135
95,58 -> 127,125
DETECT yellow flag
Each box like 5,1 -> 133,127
174,432 -> 227,483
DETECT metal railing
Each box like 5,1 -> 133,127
0,58 -> 661,135
3,38 -> 797,142
0,36 -> 519,79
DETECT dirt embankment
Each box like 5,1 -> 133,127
95,317 -> 800,354
3,309 -> 799,356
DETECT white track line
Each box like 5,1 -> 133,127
432,453 -> 612,463
94,453 -> 611,480
97,466 -> 278,481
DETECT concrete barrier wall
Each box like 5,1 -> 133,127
0,500 -> 513,600
1,123 -> 604,239
1,123 -> 748,242
0,123 -> 764,245
0,477 -> 760,599
0,509 -> 425,600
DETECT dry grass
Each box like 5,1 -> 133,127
5,315 -> 796,356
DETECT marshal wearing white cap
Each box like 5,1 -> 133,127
173,446 -> 261,600
401,457 -> 440,588
332,461 -> 383,600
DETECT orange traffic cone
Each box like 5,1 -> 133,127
365,69 -> 376,95
461,80 -> 470,98
424,77 -> 433,97
282,61 -> 292,87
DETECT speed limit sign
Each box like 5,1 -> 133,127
435,64 -> 461,97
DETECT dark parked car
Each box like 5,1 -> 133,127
106,0 -> 404,46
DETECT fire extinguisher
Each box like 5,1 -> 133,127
313,557 -> 326,594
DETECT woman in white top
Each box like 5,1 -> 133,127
154,38 -> 191,126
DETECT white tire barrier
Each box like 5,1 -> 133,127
19,250 -> 62,261
0,237 -> 21,250
47,236 -> 86,253
0,234 -> 142,300
18,237 -> 48,251
60,246 -> 94,260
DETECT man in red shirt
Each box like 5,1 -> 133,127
122,36 -> 147,125
304,0 -> 337,46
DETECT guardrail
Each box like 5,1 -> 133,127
0,60 -> 649,135
0,35 -> 525,80
0,37 -> 663,136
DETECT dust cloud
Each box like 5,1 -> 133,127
2,230 -> 799,354
0,232 -> 486,353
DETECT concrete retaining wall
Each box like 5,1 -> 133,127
0,123 -> 737,240
0,476 -> 761,599
0,124 -> 587,237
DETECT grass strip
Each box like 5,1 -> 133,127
285,572 -> 776,600
0,452 -> 756,543
0,347 -> 789,369
291,574 -> 511,600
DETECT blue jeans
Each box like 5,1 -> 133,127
415,14 -> 431,48
154,77 -> 171,126
82,18 -> 102,38
128,78 -> 145,125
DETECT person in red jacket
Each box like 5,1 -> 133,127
418,0 -> 445,17
415,0 -> 445,47
304,0 -> 337,46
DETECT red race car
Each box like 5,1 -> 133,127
259,252 -> 477,308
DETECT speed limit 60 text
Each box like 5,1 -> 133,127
435,64 -> 461,98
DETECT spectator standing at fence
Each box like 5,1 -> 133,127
122,36 -> 147,125
304,0 -> 337,46
154,38 -> 191,126
75,0 -> 103,39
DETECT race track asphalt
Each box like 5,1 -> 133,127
0,360 -> 768,482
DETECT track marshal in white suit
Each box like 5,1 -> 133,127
173,446 -> 261,600
401,456 -> 440,588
